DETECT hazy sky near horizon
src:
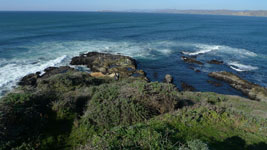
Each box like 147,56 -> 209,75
0,0 -> 266,11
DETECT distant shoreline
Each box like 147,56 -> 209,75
1,10 -> 267,17
152,10 -> 267,17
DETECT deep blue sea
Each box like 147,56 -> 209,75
1,11 -> 267,96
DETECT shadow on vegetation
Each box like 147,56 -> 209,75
211,136 -> 267,150
177,99 -> 195,109
40,110 -> 74,150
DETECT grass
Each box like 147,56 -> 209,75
78,104 -> 267,150
1,74 -> 267,150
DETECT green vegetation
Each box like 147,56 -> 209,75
0,69 -> 267,150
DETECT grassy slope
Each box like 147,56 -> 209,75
0,71 -> 267,150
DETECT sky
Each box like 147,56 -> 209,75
0,0 -> 266,11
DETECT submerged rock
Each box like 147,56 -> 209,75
207,60 -> 224,65
71,52 -> 146,79
164,74 -> 173,83
181,81 -> 196,91
207,80 -> 223,87
189,67 -> 201,73
181,56 -> 204,65
209,71 -> 267,102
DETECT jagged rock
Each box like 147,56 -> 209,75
181,81 -> 195,91
195,69 -> 201,73
207,80 -> 223,87
42,66 -> 74,78
164,74 -> 173,83
181,56 -> 204,65
189,67 -> 201,73
209,71 -> 267,102
19,73 -> 39,86
207,60 -> 224,65
70,52 -> 146,79
99,67 -> 107,74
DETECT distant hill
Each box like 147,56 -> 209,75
151,10 -> 267,17
107,9 -> 267,17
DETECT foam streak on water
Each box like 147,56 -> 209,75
228,62 -> 258,72
182,45 -> 221,56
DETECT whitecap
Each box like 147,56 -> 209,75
0,55 -> 67,95
228,61 -> 258,72
182,45 -> 221,56
181,44 -> 257,58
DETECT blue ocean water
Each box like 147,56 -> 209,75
1,11 -> 267,96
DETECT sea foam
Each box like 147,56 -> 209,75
182,45 -> 221,56
182,44 -> 257,58
0,40 -> 177,96
0,55 -> 67,96
228,62 -> 258,72
0,40 -> 262,97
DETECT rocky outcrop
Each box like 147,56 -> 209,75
207,80 -> 223,87
189,67 -> 201,73
71,52 -> 147,80
181,81 -> 195,91
18,53 -> 148,90
209,71 -> 267,102
19,73 -> 40,86
42,66 -> 75,78
207,60 -> 224,65
18,66 -> 76,87
181,56 -> 204,65
164,74 -> 173,83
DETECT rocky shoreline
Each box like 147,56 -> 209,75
209,71 -> 267,102
1,52 -> 267,150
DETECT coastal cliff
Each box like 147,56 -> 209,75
0,52 -> 267,150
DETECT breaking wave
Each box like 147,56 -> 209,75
182,45 -> 221,55
0,55 -> 67,96
228,61 -> 258,72
182,44 -> 257,57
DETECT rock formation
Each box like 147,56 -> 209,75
209,71 -> 267,102
181,56 -> 204,65
71,52 -> 147,80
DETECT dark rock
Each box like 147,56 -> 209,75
42,66 -> 74,78
70,52 -> 146,79
189,67 -> 201,73
209,71 -> 267,102
181,81 -> 195,91
114,73 -> 119,81
153,72 -> 158,79
207,60 -> 224,65
181,56 -> 204,65
164,74 -> 173,83
19,73 -> 39,86
195,69 -> 201,73
207,80 -> 223,87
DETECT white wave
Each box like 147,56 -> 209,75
181,44 -> 257,58
182,45 -> 221,56
0,40 -> 261,97
0,55 -> 67,95
228,61 -> 258,72
0,40 -> 180,96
